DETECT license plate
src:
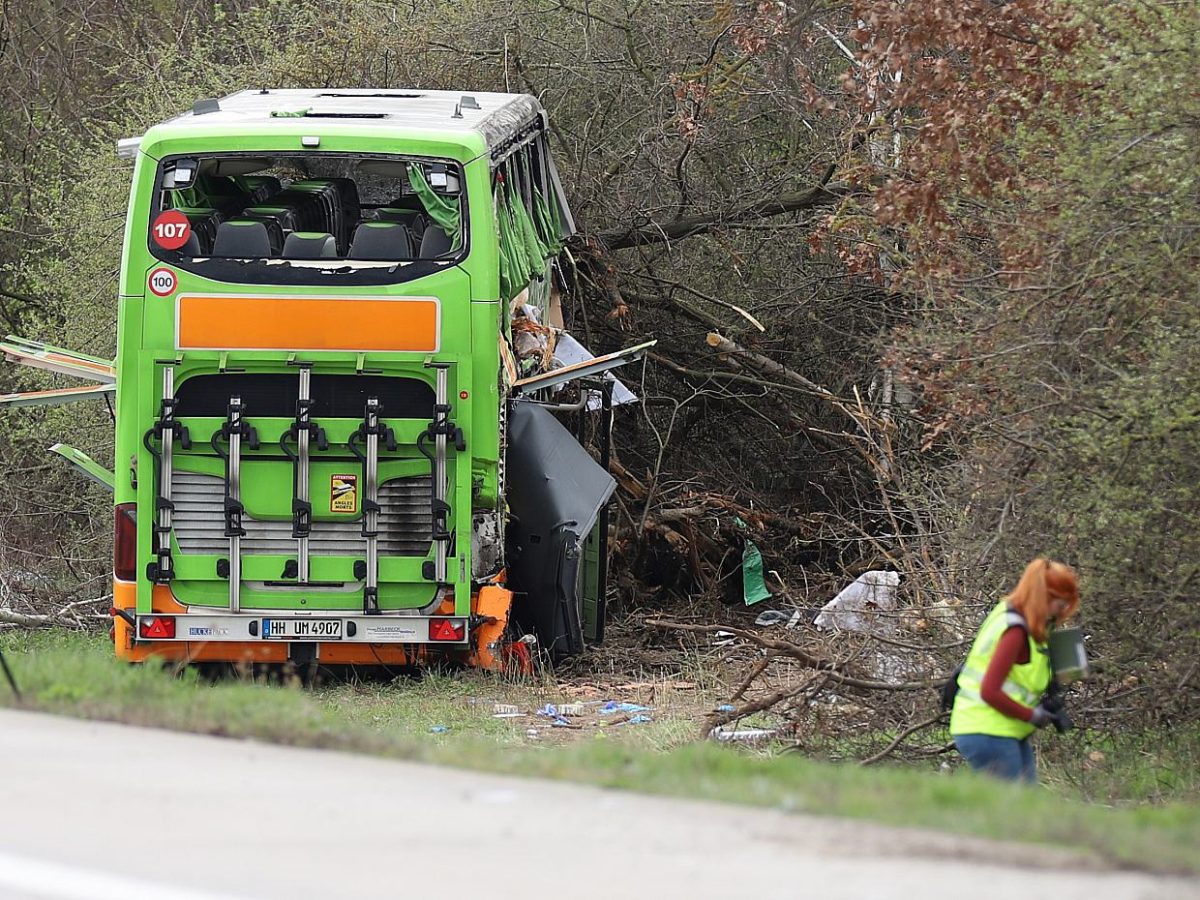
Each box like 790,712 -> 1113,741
260,618 -> 343,640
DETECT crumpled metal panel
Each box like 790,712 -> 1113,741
477,95 -> 543,152
505,400 -> 615,657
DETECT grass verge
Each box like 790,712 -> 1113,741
2,630 -> 1198,875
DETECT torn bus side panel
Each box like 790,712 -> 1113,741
505,400 -> 615,658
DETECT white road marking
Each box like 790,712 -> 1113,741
0,852 -> 251,900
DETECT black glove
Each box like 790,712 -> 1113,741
1029,704 -> 1057,729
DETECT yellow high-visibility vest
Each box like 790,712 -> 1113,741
950,601 -> 1051,739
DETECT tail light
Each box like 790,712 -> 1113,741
139,616 -> 176,639
429,618 -> 466,642
114,503 -> 137,582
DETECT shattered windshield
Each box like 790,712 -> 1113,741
148,153 -> 466,286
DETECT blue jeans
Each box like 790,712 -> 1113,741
953,733 -> 1037,783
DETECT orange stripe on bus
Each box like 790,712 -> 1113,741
177,295 -> 439,352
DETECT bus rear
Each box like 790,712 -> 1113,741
111,91 -> 521,669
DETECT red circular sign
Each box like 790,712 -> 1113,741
148,267 -> 177,297
151,210 -> 192,251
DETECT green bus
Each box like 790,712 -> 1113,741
1,89 -> 648,671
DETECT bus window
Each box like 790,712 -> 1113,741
148,154 -> 467,286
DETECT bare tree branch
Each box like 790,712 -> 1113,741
594,169 -> 842,250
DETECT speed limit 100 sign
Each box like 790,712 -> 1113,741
148,267 -> 177,297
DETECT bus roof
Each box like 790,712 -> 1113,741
124,89 -> 545,160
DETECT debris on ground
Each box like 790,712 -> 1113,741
754,608 -> 809,628
710,726 -> 779,743
600,701 -> 651,715
813,570 -> 900,636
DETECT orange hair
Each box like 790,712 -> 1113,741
1005,558 -> 1080,642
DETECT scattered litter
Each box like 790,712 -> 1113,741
712,631 -> 738,647
525,728 -> 540,740
536,704 -> 572,726
600,701 -> 651,715
754,608 -> 808,628
429,725 -> 450,734
559,681 -> 695,697
716,704 -> 736,712
739,533 -> 773,606
813,570 -> 900,636
710,726 -> 778,743
492,703 -> 523,718
626,714 -> 652,725
557,702 -> 586,717
551,720 -> 584,729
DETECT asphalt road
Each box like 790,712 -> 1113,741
0,709 -> 1195,900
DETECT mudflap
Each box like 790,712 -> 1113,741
505,401 -> 615,659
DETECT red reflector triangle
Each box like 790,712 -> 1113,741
430,620 -> 462,641
143,618 -> 172,638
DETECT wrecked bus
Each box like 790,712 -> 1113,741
1,89 -> 650,670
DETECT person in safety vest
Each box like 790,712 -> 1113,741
949,558 -> 1079,783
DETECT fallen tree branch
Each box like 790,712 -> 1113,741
0,608 -> 52,627
0,596 -> 110,628
703,684 -> 798,738
595,169 -> 842,250
646,618 -> 946,690
859,713 -> 948,766
705,331 -> 888,435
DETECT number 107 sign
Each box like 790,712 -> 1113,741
151,210 -> 192,250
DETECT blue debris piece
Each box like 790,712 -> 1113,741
536,704 -> 571,725
600,701 -> 651,714
429,725 -> 449,734
717,704 -> 736,712
626,714 -> 652,725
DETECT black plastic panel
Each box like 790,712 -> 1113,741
176,373 -> 434,419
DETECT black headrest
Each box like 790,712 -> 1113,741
181,232 -> 201,256
212,220 -> 274,258
349,222 -> 413,260
419,225 -> 452,259
283,232 -> 338,260
375,208 -> 426,237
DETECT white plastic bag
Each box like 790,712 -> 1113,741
813,570 -> 900,636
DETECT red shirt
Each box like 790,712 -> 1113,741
980,626 -> 1034,722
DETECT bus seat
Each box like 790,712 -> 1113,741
419,225 -> 452,258
240,205 -> 302,235
349,222 -> 413,260
283,232 -> 338,259
212,220 -> 276,258
375,208 -> 426,239
290,180 -> 361,253
173,207 -> 224,254
237,175 -> 282,203
181,232 -> 201,256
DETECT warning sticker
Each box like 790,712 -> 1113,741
331,474 -> 358,513
151,210 -> 192,251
